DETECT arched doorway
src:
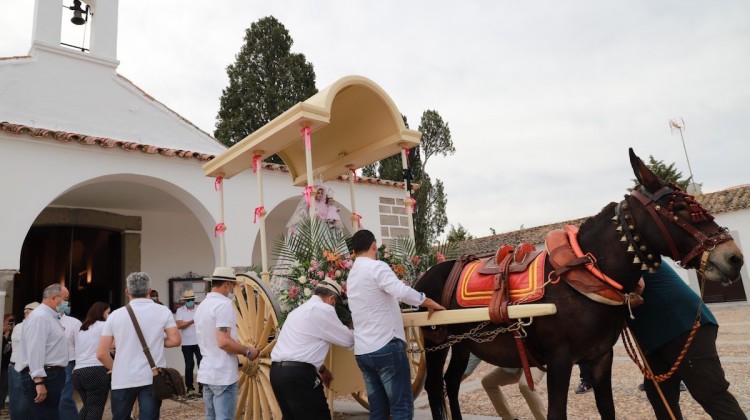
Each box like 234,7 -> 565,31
16,226 -> 123,320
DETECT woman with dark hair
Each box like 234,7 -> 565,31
72,301 -> 111,420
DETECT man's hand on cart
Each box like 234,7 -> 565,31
420,298 -> 446,320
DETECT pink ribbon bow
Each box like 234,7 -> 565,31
303,185 -> 315,207
352,212 -> 363,228
214,177 -> 223,192
252,155 -> 261,173
301,126 -> 312,151
214,222 -> 226,237
350,168 -> 358,181
404,196 -> 416,214
402,147 -> 410,159
254,206 -> 265,223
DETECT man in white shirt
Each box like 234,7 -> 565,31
96,272 -> 181,420
16,284 -> 70,419
58,301 -> 82,420
175,289 -> 203,398
196,267 -> 259,420
8,302 -> 38,420
347,229 -> 445,420
270,278 -> 354,419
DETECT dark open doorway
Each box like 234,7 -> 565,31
15,226 -> 122,320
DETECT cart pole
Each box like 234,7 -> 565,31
253,151 -> 270,284
302,126 -> 316,229
399,144 -> 415,242
346,165 -> 360,231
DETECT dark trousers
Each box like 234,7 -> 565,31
111,385 -> 162,420
270,362 -> 330,420
643,324 -> 745,420
72,366 -> 111,420
21,368 -> 66,420
181,345 -> 202,392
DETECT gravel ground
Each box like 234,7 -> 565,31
6,303 -> 745,419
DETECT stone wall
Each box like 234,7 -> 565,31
379,196 -> 411,245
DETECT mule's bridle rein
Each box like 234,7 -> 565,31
618,184 -> 733,277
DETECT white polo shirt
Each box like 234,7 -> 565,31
102,298 -> 177,389
347,256 -> 425,355
174,305 -> 198,346
59,314 -> 82,362
195,292 -> 239,386
74,321 -> 105,370
271,295 -> 354,369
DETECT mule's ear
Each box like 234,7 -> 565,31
629,148 -> 663,192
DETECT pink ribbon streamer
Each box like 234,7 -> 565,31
301,126 -> 312,151
254,206 -> 265,223
214,222 -> 226,237
352,212 -> 363,228
350,168 -> 358,181
404,197 -> 416,214
214,177 -> 223,192
303,186 -> 315,207
252,155 -> 261,173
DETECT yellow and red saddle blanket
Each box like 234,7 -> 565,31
456,251 -> 547,308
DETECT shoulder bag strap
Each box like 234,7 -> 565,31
125,304 -> 157,370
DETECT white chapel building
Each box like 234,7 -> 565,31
0,0 -> 414,332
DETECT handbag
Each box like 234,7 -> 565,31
126,304 -> 187,400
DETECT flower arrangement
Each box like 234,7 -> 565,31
378,237 -> 456,288
271,217 -> 353,324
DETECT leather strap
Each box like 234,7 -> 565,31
513,331 -> 536,391
126,304 -> 157,370
441,255 -> 477,308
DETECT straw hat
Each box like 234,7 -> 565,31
24,302 -> 40,311
204,267 -> 237,282
181,290 -> 196,300
317,278 -> 343,298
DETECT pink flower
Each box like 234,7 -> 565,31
288,286 -> 300,299
316,271 -> 325,279
411,255 -> 421,265
436,252 -> 446,263
344,260 -> 353,269
310,260 -> 319,269
310,279 -> 319,287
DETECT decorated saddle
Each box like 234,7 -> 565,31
456,250 -> 547,308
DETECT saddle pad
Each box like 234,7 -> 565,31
456,251 -> 547,308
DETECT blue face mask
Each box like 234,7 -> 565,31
57,300 -> 71,316
185,300 -> 195,308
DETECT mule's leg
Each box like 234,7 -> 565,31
545,358 -> 574,420
444,344 -> 470,420
424,344 -> 450,420
589,350 -> 616,420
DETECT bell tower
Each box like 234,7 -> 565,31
31,0 -> 120,62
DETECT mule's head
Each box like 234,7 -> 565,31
621,148 -> 743,285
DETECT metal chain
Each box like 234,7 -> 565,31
411,318 -> 533,353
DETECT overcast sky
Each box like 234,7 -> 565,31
2,1 -> 749,238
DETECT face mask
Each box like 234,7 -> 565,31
151,297 -> 158,302
57,300 -> 70,316
185,301 -> 195,308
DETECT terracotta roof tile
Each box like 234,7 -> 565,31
458,184 -> 750,257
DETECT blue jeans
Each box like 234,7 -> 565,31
59,360 -> 79,419
21,367 -> 66,419
201,382 -> 238,420
8,364 -> 30,419
111,385 -> 162,420
355,338 -> 413,420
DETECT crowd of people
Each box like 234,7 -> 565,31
5,230 -> 746,419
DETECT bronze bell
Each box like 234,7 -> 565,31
71,0 -> 86,25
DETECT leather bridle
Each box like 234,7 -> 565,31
620,184 -> 733,275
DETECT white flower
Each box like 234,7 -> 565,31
335,270 -> 342,277
304,288 -> 312,297
298,276 -> 307,284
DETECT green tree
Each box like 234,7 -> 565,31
631,155 -> 692,190
446,223 -> 474,243
419,110 -> 455,169
214,16 -> 318,161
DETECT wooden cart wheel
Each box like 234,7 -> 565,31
232,272 -> 283,420
351,325 -> 427,409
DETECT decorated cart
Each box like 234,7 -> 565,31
202,76 -> 557,419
